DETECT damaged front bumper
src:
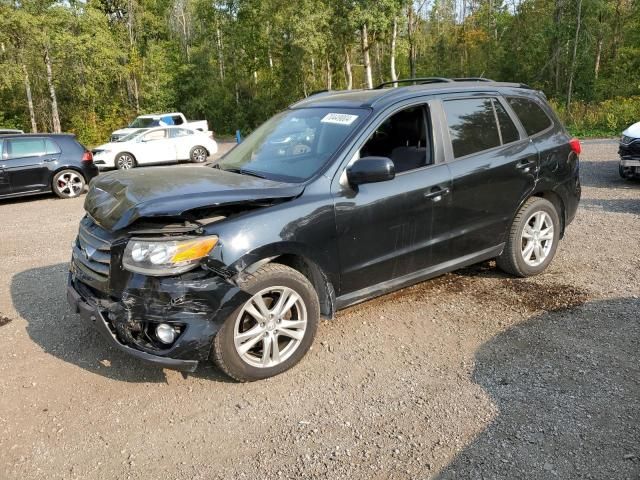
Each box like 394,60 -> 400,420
66,268 -> 250,373
619,138 -> 640,177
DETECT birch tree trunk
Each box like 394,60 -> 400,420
216,22 -> 225,80
326,57 -> 332,90
407,6 -> 417,78
344,47 -> 353,90
390,17 -> 398,86
22,64 -> 37,133
594,38 -> 603,80
44,47 -> 61,133
361,23 -> 373,89
566,0 -> 582,110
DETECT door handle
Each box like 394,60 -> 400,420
43,158 -> 57,163
516,160 -> 536,172
424,187 -> 450,202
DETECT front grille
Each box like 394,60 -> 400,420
72,216 -> 115,286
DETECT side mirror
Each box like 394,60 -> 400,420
347,156 -> 395,186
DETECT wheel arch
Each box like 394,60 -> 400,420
531,190 -> 566,237
115,151 -> 137,165
236,252 -> 337,320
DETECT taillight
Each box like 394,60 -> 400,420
569,138 -> 581,155
82,151 -> 93,163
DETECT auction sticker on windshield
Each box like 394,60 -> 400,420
321,113 -> 359,126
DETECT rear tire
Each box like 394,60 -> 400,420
52,169 -> 86,199
190,146 -> 208,163
212,263 -> 320,382
115,153 -> 136,170
496,197 -> 560,277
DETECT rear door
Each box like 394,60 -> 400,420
0,140 -> 11,195
169,128 -> 195,160
3,137 -> 59,193
437,94 -> 538,260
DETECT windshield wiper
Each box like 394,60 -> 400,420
220,167 -> 267,179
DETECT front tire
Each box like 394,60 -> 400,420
52,169 -> 86,199
115,153 -> 136,170
496,197 -> 560,277
619,164 -> 633,180
190,146 -> 208,163
212,263 -> 320,382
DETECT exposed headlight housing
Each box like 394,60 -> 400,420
123,236 -> 218,276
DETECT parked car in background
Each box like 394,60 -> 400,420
110,113 -> 209,142
0,133 -> 98,199
93,126 -> 218,170
619,121 -> 640,179
0,129 -> 24,135
67,78 -> 580,381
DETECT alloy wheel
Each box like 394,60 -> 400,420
192,147 -> 207,162
520,211 -> 554,267
117,154 -> 134,169
56,171 -> 83,197
233,286 -> 307,368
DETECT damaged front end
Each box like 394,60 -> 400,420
619,129 -> 640,179
67,215 -> 250,372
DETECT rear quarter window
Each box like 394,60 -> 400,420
506,97 -> 553,136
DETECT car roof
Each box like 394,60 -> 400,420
0,133 -> 75,140
290,80 -> 537,110
138,112 -> 182,118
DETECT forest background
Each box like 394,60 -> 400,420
1,0 -> 638,146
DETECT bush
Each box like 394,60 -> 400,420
550,97 -> 640,138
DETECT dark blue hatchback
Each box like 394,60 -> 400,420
0,133 -> 99,199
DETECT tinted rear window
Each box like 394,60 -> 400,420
443,98 -> 501,158
506,97 -> 552,136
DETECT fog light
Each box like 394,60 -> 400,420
156,323 -> 176,344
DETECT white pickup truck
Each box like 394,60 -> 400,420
110,112 -> 209,142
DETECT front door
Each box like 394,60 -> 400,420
3,137 -> 56,194
333,103 -> 452,297
139,129 -> 176,164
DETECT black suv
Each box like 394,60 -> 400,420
0,133 -> 98,199
67,78 -> 581,381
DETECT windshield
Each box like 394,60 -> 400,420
129,117 -> 160,128
117,129 -> 147,142
217,107 -> 367,182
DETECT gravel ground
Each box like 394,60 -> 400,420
0,141 -> 638,479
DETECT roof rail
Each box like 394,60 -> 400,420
451,77 -> 494,82
375,77 -> 453,89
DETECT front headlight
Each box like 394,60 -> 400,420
123,236 -> 218,276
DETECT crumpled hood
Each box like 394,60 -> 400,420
84,166 -> 304,231
622,121 -> 640,140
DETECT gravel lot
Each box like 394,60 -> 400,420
0,141 -> 638,479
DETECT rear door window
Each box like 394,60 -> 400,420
506,97 -> 552,136
494,101 -> 520,144
6,138 -> 46,159
170,128 -> 193,138
443,98 -> 501,158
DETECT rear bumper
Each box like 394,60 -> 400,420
67,278 -> 199,372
